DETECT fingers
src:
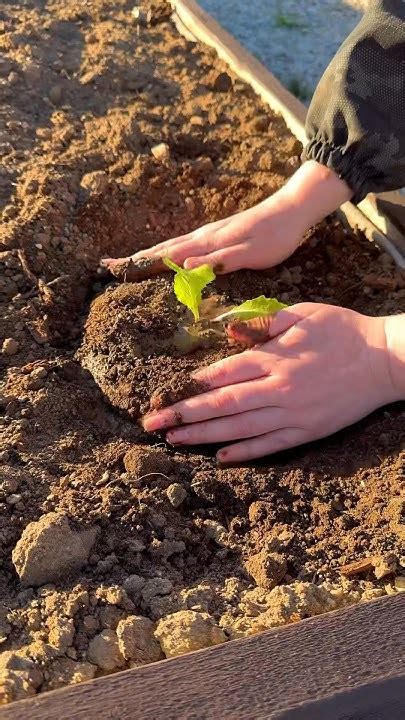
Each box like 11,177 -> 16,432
184,244 -> 249,273
142,376 -> 280,431
166,407 -> 290,446
193,349 -> 270,390
217,427 -> 307,462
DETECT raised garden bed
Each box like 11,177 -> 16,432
0,0 -> 404,714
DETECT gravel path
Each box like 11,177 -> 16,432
199,1 -> 367,102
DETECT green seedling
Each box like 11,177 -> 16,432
212,295 -> 287,323
163,257 -> 215,322
164,259 -> 287,324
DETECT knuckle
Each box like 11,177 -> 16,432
212,387 -> 234,412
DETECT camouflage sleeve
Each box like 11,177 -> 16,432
302,0 -> 405,204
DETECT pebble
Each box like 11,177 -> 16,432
204,519 -> 229,546
87,629 -> 125,671
116,615 -> 162,663
212,71 -> 232,92
185,196 -> 195,212
190,115 -> 205,126
253,114 -> 270,132
49,85 -> 63,106
12,512 -> 98,586
123,574 -> 145,600
2,338 -> 19,356
166,483 -> 187,508
6,494 -> 22,506
141,578 -> 173,605
154,610 -> 226,658
151,142 -> 170,162
7,71 -> 19,85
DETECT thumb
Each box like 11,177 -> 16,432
226,303 -> 317,347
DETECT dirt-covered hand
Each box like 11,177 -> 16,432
141,303 -> 399,462
102,161 -> 352,274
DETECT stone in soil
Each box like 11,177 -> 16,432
154,610 -> 226,658
116,615 -> 163,663
12,513 -> 98,586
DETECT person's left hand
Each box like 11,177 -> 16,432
141,303 -> 397,462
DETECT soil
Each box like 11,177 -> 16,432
0,0 -> 404,706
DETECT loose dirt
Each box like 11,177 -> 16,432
0,0 -> 404,706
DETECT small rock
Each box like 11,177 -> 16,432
244,547 -> 287,590
253,114 -> 270,132
123,447 -> 172,477
166,483 -> 187,508
184,196 -> 195,212
151,143 -> 170,162
95,585 -> 126,606
12,512 -> 98,586
190,115 -> 204,126
141,578 -> 173,605
155,610 -> 226,658
394,576 -> 405,592
116,615 -> 163,663
212,71 -> 232,93
7,71 -> 19,85
204,520 -> 228,547
49,85 -> 63,106
123,574 -> 146,600
6,494 -> 21,506
0,652 -> 43,703
374,553 -> 397,579
2,338 -> 19,356
80,171 -> 109,195
48,616 -> 75,653
87,629 -> 125,671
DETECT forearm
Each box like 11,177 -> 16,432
261,160 -> 352,231
384,314 -> 405,400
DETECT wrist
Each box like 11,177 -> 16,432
276,160 -> 353,230
383,314 -> 405,401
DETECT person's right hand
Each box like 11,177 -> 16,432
102,161 -> 352,274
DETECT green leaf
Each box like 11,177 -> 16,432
213,295 -> 288,322
163,257 -> 215,321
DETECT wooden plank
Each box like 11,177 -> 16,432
171,0 -> 405,267
1,594 -> 404,720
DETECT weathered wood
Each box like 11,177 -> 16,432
1,594 -> 404,720
171,0 -> 405,266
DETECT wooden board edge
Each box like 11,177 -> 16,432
1,594 -> 404,720
171,0 -> 405,266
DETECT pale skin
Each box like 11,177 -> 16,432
103,160 -> 405,461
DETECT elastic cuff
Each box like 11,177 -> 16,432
302,136 -> 369,204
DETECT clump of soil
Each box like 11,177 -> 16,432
0,0 -> 404,707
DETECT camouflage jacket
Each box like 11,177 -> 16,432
303,0 -> 405,203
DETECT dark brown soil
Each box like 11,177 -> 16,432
0,0 -> 404,706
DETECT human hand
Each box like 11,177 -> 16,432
102,161 -> 352,274
141,303 -> 399,462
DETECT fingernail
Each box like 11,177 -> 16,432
167,428 -> 189,444
141,410 -> 173,432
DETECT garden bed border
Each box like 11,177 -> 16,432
1,594 -> 404,719
172,0 -> 405,268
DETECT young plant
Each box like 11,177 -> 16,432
164,258 -> 287,325
163,257 -> 215,322
213,295 -> 287,323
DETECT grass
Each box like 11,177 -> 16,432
274,1 -> 305,30
274,11 -> 303,29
